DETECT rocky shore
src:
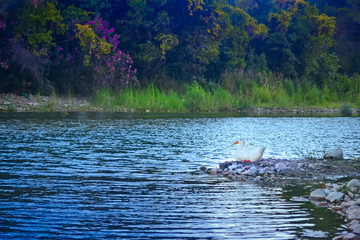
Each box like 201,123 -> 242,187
200,158 -> 360,182
200,157 -> 360,239
246,106 -> 359,116
0,93 -> 95,112
305,179 -> 360,240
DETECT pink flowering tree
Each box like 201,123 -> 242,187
76,16 -> 138,90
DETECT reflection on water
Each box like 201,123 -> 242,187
0,113 -> 358,239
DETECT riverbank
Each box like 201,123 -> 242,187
1,93 -> 359,115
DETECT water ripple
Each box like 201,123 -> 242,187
0,113 -> 356,239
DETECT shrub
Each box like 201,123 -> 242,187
213,86 -> 232,111
184,82 -> 208,112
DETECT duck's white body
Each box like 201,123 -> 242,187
234,140 -> 265,163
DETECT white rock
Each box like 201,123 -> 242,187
310,189 -> 327,200
349,220 -> 360,234
275,162 -> 289,172
325,192 -> 345,203
348,220 -> 359,229
291,196 -> 309,202
342,200 -> 357,208
347,206 -> 360,220
353,224 -> 360,235
347,179 -> 360,193
342,233 -> 356,240
229,163 -> 237,170
324,148 -> 343,159
249,165 -> 257,174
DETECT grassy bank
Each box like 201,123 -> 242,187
1,71 -> 359,114
93,79 -> 360,113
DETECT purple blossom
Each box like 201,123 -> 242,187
83,16 -> 138,90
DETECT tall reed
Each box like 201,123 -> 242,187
93,71 -> 360,112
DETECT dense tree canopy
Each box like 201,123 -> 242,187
0,0 -> 359,96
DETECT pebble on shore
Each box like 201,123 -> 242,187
200,157 -> 360,182
307,179 -> 360,240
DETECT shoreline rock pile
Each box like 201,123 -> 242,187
301,179 -> 360,240
201,158 -> 360,239
200,158 -> 360,181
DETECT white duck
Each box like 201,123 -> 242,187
233,140 -> 265,163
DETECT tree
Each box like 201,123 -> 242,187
75,15 -> 138,90
267,0 -> 337,86
14,0 -> 66,56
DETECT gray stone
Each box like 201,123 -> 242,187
347,206 -> 360,220
310,189 -> 327,200
250,165 -> 258,174
348,220 -> 359,229
324,148 -> 343,159
332,205 -> 343,211
349,221 -> 360,234
347,179 -> 360,193
353,224 -> 360,235
229,163 -> 238,170
333,235 -> 343,240
325,192 -> 345,203
342,233 -> 356,240
342,200 -> 357,208
291,196 -> 310,202
297,162 -> 306,172
275,162 -> 288,172
330,183 -> 342,192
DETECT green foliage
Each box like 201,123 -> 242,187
47,89 -> 58,111
93,73 -> 359,112
14,1 -> 66,55
62,5 -> 91,24
213,87 -> 232,111
76,0 -> 116,17
94,86 -> 185,112
155,33 -> 179,60
269,0 -> 308,31
0,0 -> 359,109
75,23 -> 111,66
183,82 -> 239,112
184,82 -> 210,112
251,84 -> 271,105
283,78 -> 295,97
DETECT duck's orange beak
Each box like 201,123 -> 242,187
233,140 -> 239,145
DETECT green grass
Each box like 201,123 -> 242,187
93,85 -> 185,112
93,73 -> 360,112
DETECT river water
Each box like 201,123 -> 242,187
0,113 -> 359,239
